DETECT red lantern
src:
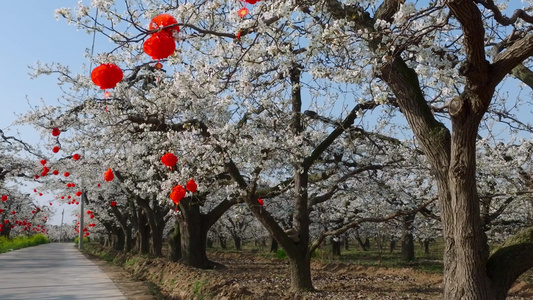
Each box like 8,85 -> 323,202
11,211 -> 15,215
170,185 -> 186,205
110,201 -> 117,207
53,170 -> 59,175
72,153 -> 81,160
90,214 -> 94,219
1,195 -> 7,201
238,7 -> 249,18
149,14 -> 180,37
244,0 -> 260,4
0,209 -> 3,213
258,198 -> 264,206
76,191 -> 82,197
53,146 -> 60,153
86,210 -> 92,214
161,153 -> 178,168
91,63 -> 123,89
52,127 -> 60,136
186,179 -> 197,193
35,175 -> 40,179
64,172 -> 70,177
104,168 -> 114,182
143,32 -> 176,60
40,159 -> 47,166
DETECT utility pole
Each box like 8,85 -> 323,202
59,209 -> 64,243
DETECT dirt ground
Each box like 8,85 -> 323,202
85,247 -> 533,300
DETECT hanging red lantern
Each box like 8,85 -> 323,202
86,210 -> 92,215
91,63 -> 123,89
53,170 -> 59,175
243,0 -> 261,4
170,185 -> 186,205
40,159 -> 47,166
11,211 -> 15,215
53,146 -> 60,153
0,209 -> 3,213
52,127 -> 60,136
110,201 -> 117,207
238,7 -> 249,18
161,153 -> 178,168
104,168 -> 114,182
258,198 -> 264,206
1,195 -> 7,201
186,179 -> 197,193
90,214 -> 94,219
149,14 -> 180,37
72,153 -> 81,160
76,191 -> 82,197
64,172 -> 70,177
143,32 -> 176,60
35,175 -> 39,179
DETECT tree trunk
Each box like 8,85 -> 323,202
168,218 -> 181,262
389,239 -> 396,253
218,234 -> 227,249
288,250 -> 314,291
233,235 -> 241,251
400,213 -> 416,262
331,237 -> 341,256
114,226 -> 125,251
344,234 -> 349,251
137,209 -> 150,255
178,199 -> 215,269
423,239 -> 431,255
270,237 -> 278,253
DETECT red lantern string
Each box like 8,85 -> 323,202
104,168 -> 114,182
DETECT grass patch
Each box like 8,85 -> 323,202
0,234 -> 49,253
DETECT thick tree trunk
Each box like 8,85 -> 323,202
137,209 -> 150,255
168,219 -> 181,262
288,249 -> 314,291
178,199 -> 214,269
400,213 -> 416,262
114,226 -> 125,251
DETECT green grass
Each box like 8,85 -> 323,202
0,234 -> 50,253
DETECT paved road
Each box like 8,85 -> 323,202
0,243 -> 126,299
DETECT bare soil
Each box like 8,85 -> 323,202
85,247 -> 533,300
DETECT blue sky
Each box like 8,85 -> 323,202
0,1 -> 94,225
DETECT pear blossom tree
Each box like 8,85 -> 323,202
22,0 -> 533,298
